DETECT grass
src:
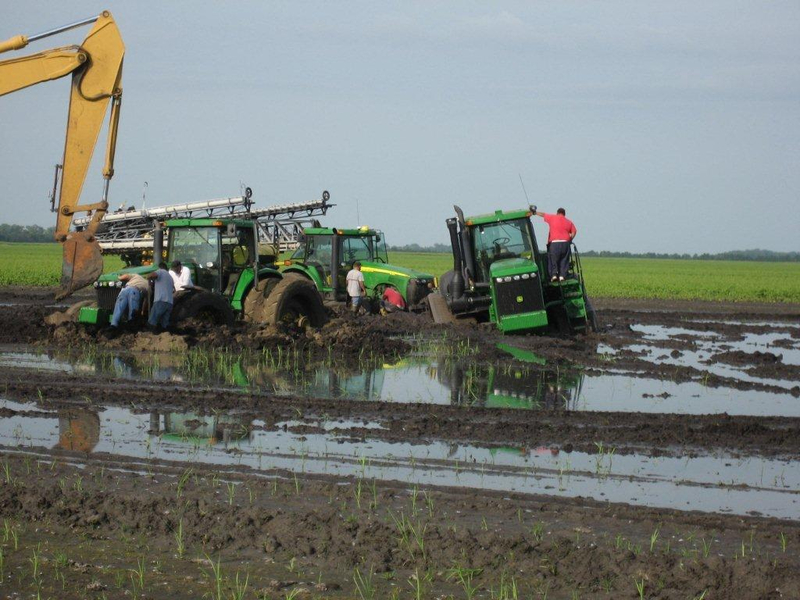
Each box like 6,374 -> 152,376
2,243 -> 799,303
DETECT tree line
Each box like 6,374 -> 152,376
0,224 -> 56,243
2,223 -> 796,262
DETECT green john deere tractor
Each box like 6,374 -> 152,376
77,217 -> 327,328
429,205 -> 596,333
282,226 -> 435,310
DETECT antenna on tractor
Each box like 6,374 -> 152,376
355,197 -> 361,226
141,181 -> 148,211
518,174 -> 530,204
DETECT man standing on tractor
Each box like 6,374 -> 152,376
147,262 -> 174,331
533,208 -> 577,282
346,261 -> 366,314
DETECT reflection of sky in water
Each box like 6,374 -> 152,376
0,347 -> 798,416
0,399 -> 797,520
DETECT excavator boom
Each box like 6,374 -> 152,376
0,11 -> 124,298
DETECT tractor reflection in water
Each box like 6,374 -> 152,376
149,412 -> 252,447
439,362 -> 584,411
57,409 -> 101,453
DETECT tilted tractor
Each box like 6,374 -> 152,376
78,217 -> 327,328
283,226 -> 435,310
429,205 -> 596,333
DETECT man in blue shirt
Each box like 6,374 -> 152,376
147,262 -> 174,330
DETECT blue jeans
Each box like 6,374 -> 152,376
111,287 -> 142,327
148,301 -> 172,329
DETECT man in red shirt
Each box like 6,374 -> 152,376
381,286 -> 406,314
533,208 -> 577,282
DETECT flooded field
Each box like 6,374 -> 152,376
0,288 -> 798,598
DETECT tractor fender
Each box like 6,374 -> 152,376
172,290 -> 235,326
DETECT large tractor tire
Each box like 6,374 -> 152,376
246,274 -> 327,328
172,291 -> 235,326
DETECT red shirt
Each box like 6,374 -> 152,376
542,213 -> 576,243
382,287 -> 406,308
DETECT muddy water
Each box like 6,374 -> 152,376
1,399 -> 798,519
1,345 -> 798,417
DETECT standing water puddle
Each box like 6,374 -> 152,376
0,347 -> 798,416
0,399 -> 797,519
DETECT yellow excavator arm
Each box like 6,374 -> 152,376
0,11 -> 124,299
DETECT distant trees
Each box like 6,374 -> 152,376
0,224 -> 56,243
580,249 -> 800,262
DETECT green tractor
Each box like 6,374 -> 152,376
282,226 -> 435,310
429,205 -> 596,333
77,217 -> 327,328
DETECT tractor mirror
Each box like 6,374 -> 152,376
226,223 -> 237,237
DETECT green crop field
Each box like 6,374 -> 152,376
1,243 -> 798,303
0,243 -> 123,287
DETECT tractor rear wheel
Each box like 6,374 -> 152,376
246,274 -> 327,328
172,291 -> 235,326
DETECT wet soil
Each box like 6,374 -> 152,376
0,286 -> 798,598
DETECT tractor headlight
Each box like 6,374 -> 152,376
513,275 -> 520,281
496,277 -> 503,283
503,276 -> 512,283
115,280 -> 123,288
93,281 -> 99,288
521,273 -> 530,280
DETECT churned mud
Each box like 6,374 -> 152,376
0,286 -> 798,598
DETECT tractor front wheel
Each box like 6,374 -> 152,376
246,274 -> 327,328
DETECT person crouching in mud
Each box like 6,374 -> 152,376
346,261 -> 366,314
147,261 -> 174,331
109,272 -> 149,330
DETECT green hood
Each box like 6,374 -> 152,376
97,264 -> 156,283
359,261 -> 433,280
488,258 -> 539,277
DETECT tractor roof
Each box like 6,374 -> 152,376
466,208 -> 533,226
303,226 -> 381,237
164,218 -> 255,228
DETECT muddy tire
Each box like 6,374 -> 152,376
247,274 -> 327,328
172,291 -> 235,326
242,277 -> 280,323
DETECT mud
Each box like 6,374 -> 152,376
0,286 -> 798,598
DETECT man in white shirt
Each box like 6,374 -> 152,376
147,262 -> 174,330
345,261 -> 366,314
170,260 -> 194,292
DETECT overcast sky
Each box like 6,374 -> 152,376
2,1 -> 798,253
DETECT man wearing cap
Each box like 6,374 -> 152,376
533,208 -> 577,282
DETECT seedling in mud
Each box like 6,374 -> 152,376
354,478 -> 363,509
411,485 -> 420,516
29,544 -> 42,586
446,563 -> 482,599
353,564 -> 376,599
231,570 -> 249,600
492,571 -> 519,599
634,578 -> 645,599
130,556 -> 146,592
649,526 -> 660,552
424,491 -> 435,519
779,532 -> 787,553
175,518 -> 185,558
531,521 -> 545,542
2,460 -> 11,484
701,537 -> 712,558
176,467 -> 193,498
407,568 -> 432,600
227,481 -> 236,505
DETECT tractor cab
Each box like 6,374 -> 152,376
166,218 -> 260,297
285,227 -> 434,308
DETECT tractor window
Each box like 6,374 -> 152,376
303,235 -> 333,287
341,236 -> 372,266
374,233 -> 388,263
169,227 -> 221,292
471,219 -> 533,280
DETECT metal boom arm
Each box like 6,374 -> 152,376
0,11 -> 124,298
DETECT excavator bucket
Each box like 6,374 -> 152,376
57,231 -> 104,300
